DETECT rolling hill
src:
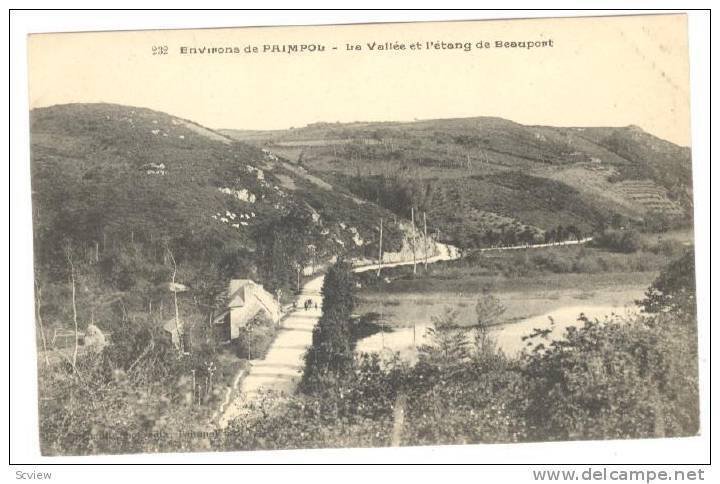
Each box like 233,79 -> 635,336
30,104 -> 694,335
223,116 -> 693,248
30,103 -> 408,334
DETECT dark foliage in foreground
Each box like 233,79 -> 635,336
38,235 -> 698,454
215,311 -> 697,450
214,253 -> 698,450
639,249 -> 696,318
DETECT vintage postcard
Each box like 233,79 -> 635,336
27,14 -> 698,456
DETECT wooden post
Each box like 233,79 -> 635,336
191,369 -> 196,405
391,394 -> 407,447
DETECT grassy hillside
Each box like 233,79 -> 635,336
30,103 -> 405,338
223,116 -> 693,248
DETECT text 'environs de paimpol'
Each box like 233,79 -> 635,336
177,39 -> 555,56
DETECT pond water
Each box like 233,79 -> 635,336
354,303 -> 640,361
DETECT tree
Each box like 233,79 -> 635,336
639,249 -> 696,318
164,243 -> 184,353
475,294 -> 506,331
302,259 -> 356,391
254,208 -> 314,295
418,310 -> 470,367
320,258 -> 356,320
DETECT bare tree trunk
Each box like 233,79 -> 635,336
65,245 -> 80,369
35,280 -> 50,367
165,244 -> 184,353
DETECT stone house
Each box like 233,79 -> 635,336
213,279 -> 280,341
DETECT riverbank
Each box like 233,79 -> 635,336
357,271 -> 654,328
357,279 -> 651,362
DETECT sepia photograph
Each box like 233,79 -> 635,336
16,10 -> 706,464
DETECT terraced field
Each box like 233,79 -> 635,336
611,180 -> 684,216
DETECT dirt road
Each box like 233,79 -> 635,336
217,241 -> 460,427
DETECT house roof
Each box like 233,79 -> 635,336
228,279 -> 254,307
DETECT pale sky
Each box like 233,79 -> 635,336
28,14 -> 691,146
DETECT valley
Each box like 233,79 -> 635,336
30,103 -> 696,454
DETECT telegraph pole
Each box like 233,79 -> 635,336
377,217 -> 383,277
423,211 -> 428,270
411,207 -> 417,275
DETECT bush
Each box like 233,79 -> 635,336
37,319 -> 219,455
531,251 -> 574,273
593,229 -> 642,253
218,309 -> 698,449
648,238 -> 687,258
521,312 -> 698,441
233,312 -> 277,360
639,249 -> 696,317
571,256 -> 603,273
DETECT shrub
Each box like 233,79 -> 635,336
233,312 -> 277,360
648,238 -> 687,258
571,256 -> 603,273
593,229 -> 642,253
531,251 -> 574,273
639,249 -> 696,317
521,312 -> 698,441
